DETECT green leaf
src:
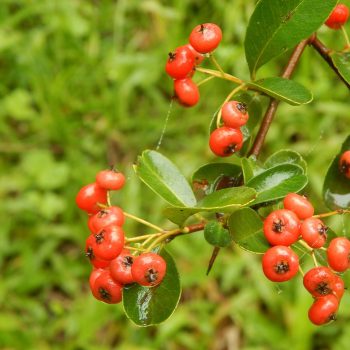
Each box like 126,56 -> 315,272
245,0 -> 337,78
134,150 -> 196,207
247,77 -> 313,105
122,249 -> 181,327
323,135 -> 350,210
246,164 -> 308,205
164,186 -> 257,226
204,221 -> 233,248
331,52 -> 350,85
228,208 -> 269,253
264,149 -> 307,172
241,157 -> 266,183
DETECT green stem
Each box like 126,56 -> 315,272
313,209 -> 350,219
197,75 -> 215,87
123,212 -> 165,232
209,54 -> 225,76
341,26 -> 350,49
196,67 -> 244,85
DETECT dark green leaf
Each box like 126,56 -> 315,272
228,208 -> 269,253
245,0 -> 337,78
134,150 -> 196,207
323,135 -> 350,210
241,157 -> 266,183
164,186 -> 257,225
204,221 -> 233,248
123,249 -> 181,327
247,78 -> 313,105
331,52 -> 350,84
264,149 -> 307,172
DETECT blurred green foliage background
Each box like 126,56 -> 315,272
0,0 -> 349,349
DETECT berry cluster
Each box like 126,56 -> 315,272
325,3 -> 349,30
261,193 -> 349,325
209,100 -> 249,157
165,23 -> 222,107
339,150 -> 350,178
76,169 -> 167,304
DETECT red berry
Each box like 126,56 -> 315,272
131,253 -> 167,287
300,218 -> 327,249
189,23 -> 222,53
89,206 -> 125,234
263,209 -> 300,246
85,235 -> 110,268
90,225 -> 125,261
303,267 -> 337,297
76,183 -> 107,214
221,101 -> 249,128
339,150 -> 350,178
110,249 -> 135,285
308,295 -> 339,326
209,127 -> 243,157
96,169 -> 125,191
174,78 -> 200,107
262,246 -> 299,282
165,45 -> 195,79
327,237 -> 350,272
185,43 -> 204,65
89,268 -> 108,290
333,275 -> 345,300
90,270 -> 123,304
283,193 -> 314,220
325,4 -> 349,29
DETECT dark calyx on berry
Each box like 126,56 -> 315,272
86,247 -> 95,260
95,230 -> 105,243
272,219 -> 285,233
123,256 -> 133,267
274,261 -> 290,274
316,282 -> 332,295
318,224 -> 328,235
99,288 -> 111,301
236,102 -> 247,114
199,24 -> 206,33
145,268 -> 159,283
224,144 -> 237,155
168,52 -> 176,61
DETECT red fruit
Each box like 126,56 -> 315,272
96,169 -> 125,191
262,246 -> 299,282
300,218 -> 327,249
76,183 -> 107,214
88,215 -> 95,233
221,101 -> 249,128
339,150 -> 350,178
110,249 -> 135,285
189,23 -> 222,53
209,127 -> 243,157
263,209 -> 300,246
90,270 -> 123,304
185,43 -> 204,65
325,4 -> 349,30
333,275 -> 345,300
89,206 -> 125,234
89,268 -> 108,290
308,295 -> 339,326
90,225 -> 125,261
283,193 -> 314,220
85,235 -> 110,268
165,45 -> 195,79
131,253 -> 167,287
303,267 -> 337,297
327,237 -> 350,272
174,78 -> 200,107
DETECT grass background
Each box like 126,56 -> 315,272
0,0 -> 350,349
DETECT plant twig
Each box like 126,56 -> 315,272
123,212 -> 165,232
196,67 -> 244,85
313,208 -> 350,218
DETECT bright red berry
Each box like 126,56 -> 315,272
131,253 -> 167,287
283,193 -> 314,220
300,217 -> 327,249
263,209 -> 300,246
90,269 -> 123,304
308,295 -> 339,326
96,169 -> 125,191
303,267 -> 337,297
333,275 -> 345,300
339,150 -> 350,178
174,78 -> 200,107
209,127 -> 243,157
325,4 -> 349,29
85,235 -> 110,268
165,45 -> 195,79
189,23 -> 222,53
89,225 -> 125,261
221,101 -> 249,128
76,183 -> 107,214
89,206 -> 125,234
185,44 -> 204,65
89,268 -> 108,290
262,246 -> 299,282
327,237 -> 350,272
110,249 -> 135,285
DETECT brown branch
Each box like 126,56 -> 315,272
248,39 -> 309,157
309,35 -> 350,90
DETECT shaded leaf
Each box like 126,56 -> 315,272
204,221 -> 233,248
264,149 -> 307,172
331,51 -> 350,84
241,157 -> 266,183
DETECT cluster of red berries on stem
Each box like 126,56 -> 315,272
261,192 -> 350,325
76,169 -> 167,304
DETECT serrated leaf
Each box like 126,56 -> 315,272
247,77 -> 313,105
122,249 -> 181,327
134,150 -> 196,207
245,0 -> 337,78
204,221 -> 233,248
264,149 -> 307,172
246,164 -> 308,205
331,52 -> 350,84
164,186 -> 257,226
228,207 -> 269,253
323,135 -> 350,210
